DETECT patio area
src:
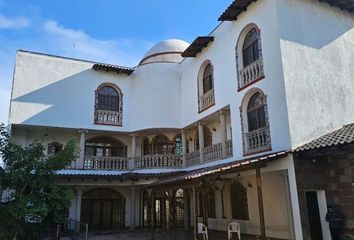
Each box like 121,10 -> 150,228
62,228 -> 285,240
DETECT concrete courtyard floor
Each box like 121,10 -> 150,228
61,228 -> 281,240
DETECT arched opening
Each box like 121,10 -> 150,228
231,182 -> 249,220
151,135 -> 170,154
172,134 -> 182,155
202,63 -> 213,94
175,189 -> 185,227
141,189 -> 151,227
47,141 -> 63,155
198,60 -> 215,112
94,83 -> 123,126
247,92 -> 266,132
141,137 -> 151,155
240,88 -> 271,155
242,27 -> 260,68
198,186 -> 216,224
85,136 -> 127,157
81,188 -> 125,230
236,24 -> 264,90
195,126 -> 213,150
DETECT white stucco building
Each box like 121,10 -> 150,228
7,0 -> 354,239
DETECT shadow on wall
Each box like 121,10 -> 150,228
13,69 -> 100,128
278,0 -> 354,49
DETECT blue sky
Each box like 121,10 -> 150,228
0,0 -> 232,124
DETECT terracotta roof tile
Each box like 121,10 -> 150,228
295,123 -> 354,152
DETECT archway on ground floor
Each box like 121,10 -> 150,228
81,188 -> 125,230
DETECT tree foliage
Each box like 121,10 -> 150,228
0,124 -> 77,240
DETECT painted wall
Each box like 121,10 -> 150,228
276,0 -> 354,148
180,0 -> 292,158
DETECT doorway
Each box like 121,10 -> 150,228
305,191 -> 323,240
81,189 -> 125,230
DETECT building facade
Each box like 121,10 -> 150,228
7,0 -> 354,239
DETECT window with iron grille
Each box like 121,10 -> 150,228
231,182 -> 249,220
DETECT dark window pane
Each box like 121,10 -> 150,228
248,110 -> 259,131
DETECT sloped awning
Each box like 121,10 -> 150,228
151,151 -> 289,188
218,0 -> 257,21
181,36 -> 214,57
93,63 -> 134,75
318,0 -> 354,14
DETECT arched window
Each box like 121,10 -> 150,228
195,126 -> 212,150
141,137 -> 151,155
152,135 -> 170,154
202,63 -> 213,94
85,136 -> 127,157
47,142 -> 63,155
242,28 -> 260,67
240,89 -> 271,155
247,92 -> 266,132
175,189 -> 185,227
198,61 -> 215,112
236,24 -> 264,90
95,84 -> 123,126
231,182 -> 249,220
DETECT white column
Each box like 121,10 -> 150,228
78,129 -> 87,169
181,130 -> 187,168
219,110 -> 227,158
75,188 -> 83,223
131,187 -> 136,229
130,134 -> 137,170
198,122 -> 204,164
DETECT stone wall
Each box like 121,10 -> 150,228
294,153 -> 354,239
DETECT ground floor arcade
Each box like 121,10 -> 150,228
60,153 -> 308,240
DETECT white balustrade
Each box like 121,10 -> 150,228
185,151 -> 200,167
239,59 -> 264,89
95,110 -> 122,126
134,154 -> 183,169
83,156 -> 129,170
203,143 -> 223,163
245,127 -> 270,154
199,89 -> 215,112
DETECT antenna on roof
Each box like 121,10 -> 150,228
72,43 -> 75,58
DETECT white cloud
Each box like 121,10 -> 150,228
43,20 -> 153,66
0,14 -> 30,29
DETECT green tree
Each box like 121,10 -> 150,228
0,124 -> 77,240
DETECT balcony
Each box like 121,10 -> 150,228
245,127 -> 271,155
66,140 -> 233,171
134,154 -> 183,169
238,59 -> 264,90
198,89 -> 215,112
83,156 -> 129,170
95,110 -> 122,126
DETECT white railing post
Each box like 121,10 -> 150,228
199,89 -> 215,112
78,129 -> 87,169
130,133 -> 137,170
219,110 -> 227,158
198,122 -> 204,164
239,59 -> 264,89
181,130 -> 187,168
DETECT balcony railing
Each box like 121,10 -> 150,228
204,142 -> 223,163
199,89 -> 215,112
65,140 -> 234,170
239,59 -> 264,89
134,154 -> 183,169
245,127 -> 270,154
185,150 -> 200,167
83,156 -> 129,170
95,110 -> 122,126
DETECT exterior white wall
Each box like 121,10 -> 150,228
276,0 -> 354,148
9,51 -> 181,132
180,0 -> 291,159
